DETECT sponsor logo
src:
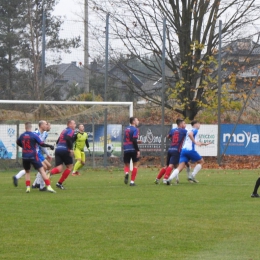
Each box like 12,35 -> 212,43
223,131 -> 259,148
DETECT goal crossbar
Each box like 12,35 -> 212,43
0,100 -> 134,117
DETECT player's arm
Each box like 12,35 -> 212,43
65,135 -> 74,150
188,131 -> 200,146
85,139 -> 90,149
16,138 -> 22,147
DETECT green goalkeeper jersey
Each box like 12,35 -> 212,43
74,132 -> 89,151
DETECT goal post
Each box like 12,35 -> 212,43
0,100 -> 133,117
0,100 -> 133,169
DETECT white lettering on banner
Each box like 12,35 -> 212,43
138,129 -> 167,144
223,131 -> 259,148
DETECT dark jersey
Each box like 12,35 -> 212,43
123,125 -> 139,153
17,131 -> 44,159
56,127 -> 75,151
168,127 -> 187,152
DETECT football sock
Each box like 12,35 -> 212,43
168,169 -> 179,182
186,166 -> 191,179
73,161 -> 82,172
50,168 -> 60,175
44,179 -> 51,186
16,170 -> 26,179
26,180 -> 30,187
39,175 -> 45,189
163,166 -> 173,180
124,166 -> 130,174
253,177 -> 260,194
131,167 -> 138,182
32,172 -> 41,186
157,168 -> 166,179
191,164 -> 202,177
58,169 -> 71,184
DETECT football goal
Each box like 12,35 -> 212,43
0,100 -> 133,169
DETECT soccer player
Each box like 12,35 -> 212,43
71,123 -> 91,176
166,120 -> 210,185
251,177 -> 260,197
154,118 -> 187,184
13,120 -> 52,190
31,121 -> 52,190
49,119 -> 76,189
123,117 -> 140,186
16,122 -> 56,193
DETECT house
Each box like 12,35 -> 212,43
46,61 -> 85,100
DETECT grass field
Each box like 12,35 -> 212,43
1,167 -> 260,260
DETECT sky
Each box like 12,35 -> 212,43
51,0 -> 85,65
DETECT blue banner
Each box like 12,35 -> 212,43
221,124 -> 260,155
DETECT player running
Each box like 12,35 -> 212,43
31,121 -> 52,190
166,120 -> 210,185
154,118 -> 187,184
123,117 -> 140,186
13,120 -> 52,190
49,120 -> 76,189
71,123 -> 91,176
16,122 -> 56,193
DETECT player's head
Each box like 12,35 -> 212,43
25,122 -> 32,131
38,120 -> 47,131
67,119 -> 76,130
46,122 -> 51,132
130,117 -> 139,127
78,124 -> 84,132
191,120 -> 200,129
176,118 -> 186,129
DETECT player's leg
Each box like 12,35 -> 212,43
37,166 -> 56,193
186,162 -> 191,180
50,150 -> 64,175
22,160 -> 31,193
56,151 -> 73,189
130,152 -> 139,186
72,148 -> 82,176
251,177 -> 260,197
12,169 -> 26,187
123,152 -> 130,184
189,152 -> 204,183
155,152 -> 170,184
167,151 -> 187,184
154,166 -> 167,184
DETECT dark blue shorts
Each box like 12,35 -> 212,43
166,150 -> 180,166
123,151 -> 139,164
23,158 -> 43,171
55,149 -> 73,166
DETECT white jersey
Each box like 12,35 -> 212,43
182,128 -> 199,151
34,129 -> 49,156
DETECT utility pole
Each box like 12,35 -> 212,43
84,0 -> 89,93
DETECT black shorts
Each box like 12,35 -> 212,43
123,151 -> 139,164
55,149 -> 73,166
23,158 -> 43,171
166,150 -> 180,167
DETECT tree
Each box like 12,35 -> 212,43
0,0 -> 26,99
90,0 -> 260,120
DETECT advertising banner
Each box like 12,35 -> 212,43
221,124 -> 260,155
137,125 -> 172,155
0,125 -> 17,159
172,124 -> 218,157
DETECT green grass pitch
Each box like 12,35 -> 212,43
0,168 -> 260,260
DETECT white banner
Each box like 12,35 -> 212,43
0,125 -> 17,159
172,124 -> 217,156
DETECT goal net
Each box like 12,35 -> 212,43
0,100 -> 133,169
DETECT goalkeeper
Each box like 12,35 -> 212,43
72,124 -> 91,176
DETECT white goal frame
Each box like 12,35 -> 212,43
0,100 -> 133,117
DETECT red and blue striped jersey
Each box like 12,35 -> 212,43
168,128 -> 187,152
123,125 -> 139,153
